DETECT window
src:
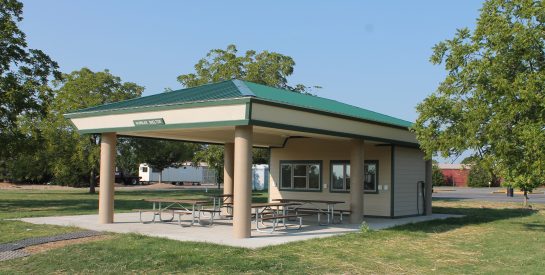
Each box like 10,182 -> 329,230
280,161 -> 322,191
329,160 -> 378,193
364,160 -> 378,193
330,161 -> 350,192
142,167 -> 148,173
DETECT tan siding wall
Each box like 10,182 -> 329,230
269,138 -> 392,216
394,147 -> 426,216
252,103 -> 417,144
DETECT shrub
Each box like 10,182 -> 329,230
468,166 -> 491,187
432,165 -> 447,186
360,221 -> 372,234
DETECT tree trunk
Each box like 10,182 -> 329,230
523,190 -> 529,207
89,170 -> 96,194
158,170 -> 163,184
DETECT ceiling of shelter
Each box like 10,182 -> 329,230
118,125 -> 377,148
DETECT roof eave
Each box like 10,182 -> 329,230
64,97 -> 253,119
247,97 -> 413,131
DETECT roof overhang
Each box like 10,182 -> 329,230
65,98 -> 419,148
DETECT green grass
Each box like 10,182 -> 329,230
0,220 -> 80,243
0,188 -> 268,219
0,189 -> 544,274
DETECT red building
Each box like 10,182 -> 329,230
438,164 -> 471,187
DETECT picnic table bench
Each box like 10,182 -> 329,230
207,194 -> 233,218
137,198 -> 214,227
251,202 -> 306,233
291,208 -> 352,223
273,199 -> 346,225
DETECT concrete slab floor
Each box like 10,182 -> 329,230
19,213 -> 463,249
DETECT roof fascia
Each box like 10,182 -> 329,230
77,119 -> 250,134
247,97 -> 412,131
64,97 -> 251,119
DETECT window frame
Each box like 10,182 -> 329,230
329,160 -> 350,193
328,160 -> 380,194
279,160 -> 323,192
364,160 -> 379,194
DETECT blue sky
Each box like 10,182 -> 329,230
20,1 -> 483,162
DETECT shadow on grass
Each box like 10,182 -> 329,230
388,204 -> 537,234
520,222 -> 545,232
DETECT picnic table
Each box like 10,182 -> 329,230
138,198 -> 212,226
251,202 -> 303,233
207,194 -> 233,217
273,199 -> 346,225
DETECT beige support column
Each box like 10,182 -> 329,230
233,125 -> 253,238
223,142 -> 235,205
425,159 -> 433,215
350,139 -> 364,224
98,132 -> 117,224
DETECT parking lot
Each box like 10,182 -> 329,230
433,187 -> 545,204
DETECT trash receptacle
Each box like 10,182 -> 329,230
507,187 -> 514,197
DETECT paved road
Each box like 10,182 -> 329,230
433,187 -> 545,204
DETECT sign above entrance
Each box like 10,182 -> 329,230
133,118 -> 165,126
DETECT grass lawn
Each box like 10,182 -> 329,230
0,189 -> 544,274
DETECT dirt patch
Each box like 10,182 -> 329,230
115,182 -> 218,191
23,235 -> 113,254
0,182 -> 79,190
119,183 -> 177,190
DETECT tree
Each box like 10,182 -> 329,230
413,0 -> 545,206
252,148 -> 270,164
462,156 -> 500,187
43,68 -> 143,192
179,44 -> 309,178
432,164 -> 446,186
468,165 -> 492,187
192,145 -> 224,183
116,137 -> 140,177
177,44 -> 319,94
3,116 -> 51,183
0,0 -> 60,160
134,139 -> 198,183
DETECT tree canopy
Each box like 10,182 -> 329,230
432,164 -> 446,186
177,44 -> 317,94
413,0 -> 545,203
0,0 -> 60,156
42,68 -> 144,190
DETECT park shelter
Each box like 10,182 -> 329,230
64,79 -> 433,239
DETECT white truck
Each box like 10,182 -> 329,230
138,163 -> 217,185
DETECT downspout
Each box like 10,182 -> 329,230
417,181 -> 425,215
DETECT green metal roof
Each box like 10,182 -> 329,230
73,80 -> 243,113
68,79 -> 413,128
